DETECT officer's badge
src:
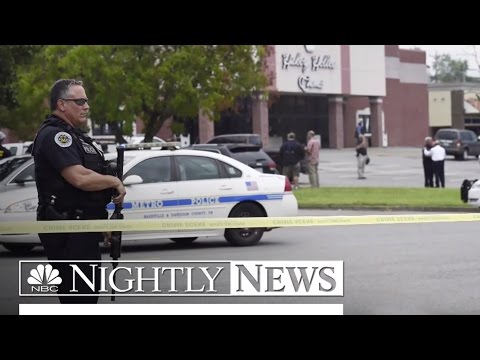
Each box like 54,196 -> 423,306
82,144 -> 97,154
54,132 -> 72,148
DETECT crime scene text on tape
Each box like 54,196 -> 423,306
1,213 -> 480,234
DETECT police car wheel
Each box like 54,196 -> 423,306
2,244 -> 35,254
224,203 -> 265,246
170,237 -> 198,244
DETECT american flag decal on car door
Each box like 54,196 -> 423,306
245,181 -> 258,191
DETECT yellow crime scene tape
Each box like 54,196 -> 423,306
1,213 -> 480,234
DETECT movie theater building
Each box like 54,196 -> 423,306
198,45 -> 429,148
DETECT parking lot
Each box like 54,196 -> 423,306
299,146 -> 480,189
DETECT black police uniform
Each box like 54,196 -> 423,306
279,140 -> 305,181
422,144 -> 433,187
33,114 -> 112,304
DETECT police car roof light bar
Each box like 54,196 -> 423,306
123,142 -> 182,151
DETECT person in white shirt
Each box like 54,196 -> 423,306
423,141 -> 446,188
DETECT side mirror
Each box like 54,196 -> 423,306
123,175 -> 143,186
13,174 -> 34,184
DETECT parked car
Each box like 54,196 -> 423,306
205,133 -> 309,174
189,143 -> 278,174
125,135 -> 166,144
3,141 -> 33,156
0,155 -> 35,193
93,135 -> 167,153
206,133 -> 263,147
266,149 -> 309,175
0,148 -> 298,253
434,128 -> 480,160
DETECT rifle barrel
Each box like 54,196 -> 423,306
110,145 -> 125,302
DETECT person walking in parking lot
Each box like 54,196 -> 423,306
0,131 -> 12,160
424,140 -> 446,188
305,130 -> 320,188
355,134 -> 368,179
280,132 -> 305,189
422,137 -> 434,187
33,79 -> 126,304
355,121 -> 365,141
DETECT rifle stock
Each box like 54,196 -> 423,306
110,145 -> 125,301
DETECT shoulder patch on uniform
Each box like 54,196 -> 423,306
54,132 -> 73,148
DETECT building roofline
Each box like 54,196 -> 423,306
428,82 -> 480,91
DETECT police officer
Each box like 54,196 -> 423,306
33,79 -> 126,304
0,131 -> 12,159
279,132 -> 305,189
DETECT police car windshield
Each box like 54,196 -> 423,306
0,157 -> 31,182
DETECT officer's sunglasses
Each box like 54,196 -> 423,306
61,98 -> 88,106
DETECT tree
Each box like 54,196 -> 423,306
0,46 -> 42,139
431,53 -> 468,83
464,45 -> 480,82
0,45 -> 41,110
1,45 -> 268,141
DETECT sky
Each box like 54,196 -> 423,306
399,45 -> 480,74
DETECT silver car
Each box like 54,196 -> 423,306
0,155 -> 36,193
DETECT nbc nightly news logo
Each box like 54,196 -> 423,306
19,261 -> 343,297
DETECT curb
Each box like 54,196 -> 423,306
298,205 -> 478,212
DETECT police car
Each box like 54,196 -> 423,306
463,179 -> 480,207
0,145 -> 298,253
461,156 -> 480,208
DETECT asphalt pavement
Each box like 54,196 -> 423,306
5,209 -> 479,315
299,146 -> 480,189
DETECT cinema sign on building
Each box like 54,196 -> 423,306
197,45 -> 429,149
275,45 -> 385,96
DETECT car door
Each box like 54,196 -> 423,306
113,155 -> 177,222
6,161 -> 36,190
0,157 -> 35,192
172,155 -> 244,220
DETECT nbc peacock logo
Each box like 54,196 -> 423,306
28,264 -> 62,293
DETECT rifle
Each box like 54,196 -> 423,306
110,145 -> 125,301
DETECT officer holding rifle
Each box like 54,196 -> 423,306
33,79 -> 126,304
